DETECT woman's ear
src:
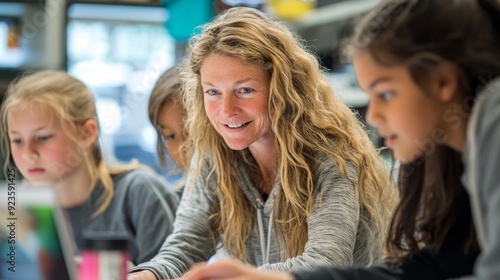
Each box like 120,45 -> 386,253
432,62 -> 460,103
80,119 -> 98,148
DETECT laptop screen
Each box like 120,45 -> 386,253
0,182 -> 77,280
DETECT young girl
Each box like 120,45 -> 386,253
129,6 -> 396,280
148,64 -> 190,195
148,64 -> 231,262
178,0 -> 500,279
0,70 -> 180,265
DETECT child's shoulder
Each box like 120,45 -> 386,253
111,168 -> 178,206
477,78 -> 500,110
112,168 -> 170,193
471,78 -> 500,130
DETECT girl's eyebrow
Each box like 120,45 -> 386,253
368,77 -> 391,90
159,125 -> 172,131
9,126 -> 49,134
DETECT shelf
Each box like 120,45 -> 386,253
328,72 -> 368,108
0,0 -> 45,3
67,0 -> 163,7
336,86 -> 368,108
286,0 -> 380,53
67,2 -> 167,23
292,0 -> 380,30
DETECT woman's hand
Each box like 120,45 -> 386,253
128,270 -> 157,280
180,260 -> 294,280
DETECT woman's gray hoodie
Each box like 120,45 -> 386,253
130,152 -> 380,279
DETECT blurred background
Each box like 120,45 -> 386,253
0,0 -> 383,182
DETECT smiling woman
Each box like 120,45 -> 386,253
201,54 -> 272,152
128,6 -> 396,280
174,0 -> 500,280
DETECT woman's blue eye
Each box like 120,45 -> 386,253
205,90 -> 218,96
240,88 -> 253,94
11,138 -> 22,145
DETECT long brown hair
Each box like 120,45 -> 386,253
345,0 -> 500,261
388,146 -> 477,260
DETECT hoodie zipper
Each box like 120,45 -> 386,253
256,198 -> 273,265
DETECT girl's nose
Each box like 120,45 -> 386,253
365,101 -> 381,128
21,141 -> 39,161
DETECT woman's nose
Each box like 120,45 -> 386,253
220,94 -> 239,117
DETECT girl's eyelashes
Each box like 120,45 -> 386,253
9,134 -> 54,145
378,91 -> 394,101
38,135 -> 54,142
161,133 -> 176,142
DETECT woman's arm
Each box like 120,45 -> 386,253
128,167 -> 219,279
180,230 -> 478,280
180,260 -> 294,280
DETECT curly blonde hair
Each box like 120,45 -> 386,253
183,7 -> 396,261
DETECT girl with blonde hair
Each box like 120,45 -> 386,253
130,6 -> 395,279
0,70 -> 179,265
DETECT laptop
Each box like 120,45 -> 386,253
0,182 -> 77,280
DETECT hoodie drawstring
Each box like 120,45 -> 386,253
256,198 -> 273,265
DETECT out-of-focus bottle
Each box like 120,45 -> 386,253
78,234 -> 130,280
